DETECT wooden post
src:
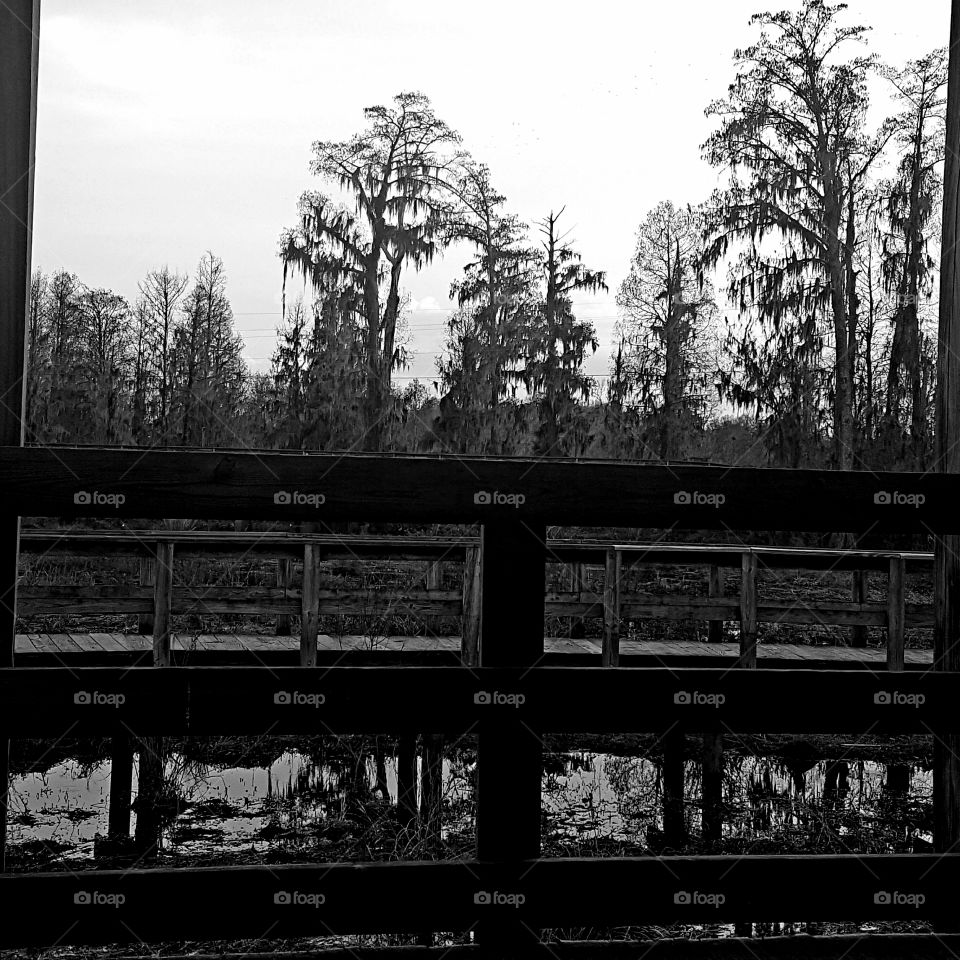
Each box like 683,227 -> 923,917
566,562 -> 586,639
738,551 -> 758,669
701,731 -> 723,847
0,0 -> 39,874
477,520 -> 545,951
460,545 -> 481,667
419,733 -> 444,854
395,736 -> 417,829
275,558 -> 291,636
134,736 -> 166,859
300,543 -> 320,667
152,542 -> 174,668
138,553 -> 156,634
934,0 -> 960,872
662,729 -> 686,849
887,556 -> 906,673
850,569 -> 868,648
602,547 -> 621,667
107,735 -> 133,841
707,564 -> 725,643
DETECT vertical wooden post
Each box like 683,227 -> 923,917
934,0 -> 960,870
850,570 -> 868,648
460,545 -> 481,667
419,733 -> 444,854
887,556 -> 906,673
395,736 -> 417,828
275,557 -> 291,636
476,520 -> 545,951
138,553 -> 156,635
566,561 -> 585,639
133,736 -> 166,859
707,564 -> 725,643
107,734 -> 133,841
152,542 -> 174,668
662,730 -> 686,849
738,551 -> 758,669
0,0 -> 39,874
300,543 -> 320,667
701,731 -> 723,846
602,548 -> 621,667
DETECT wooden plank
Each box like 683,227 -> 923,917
888,556 -> 906,672
301,543 -> 319,667
602,548 -> 621,667
1,856 -> 960,946
3,447 -> 960,532
91,632 -> 131,653
739,552 -> 758,669
68,633 -> 106,653
460,545 -> 481,667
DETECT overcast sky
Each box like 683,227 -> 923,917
32,0 -> 950,387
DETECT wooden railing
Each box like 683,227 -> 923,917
3,446 -> 960,956
18,530 -> 934,670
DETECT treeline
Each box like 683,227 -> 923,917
25,1 -> 949,470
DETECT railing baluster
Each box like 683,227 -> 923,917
739,550 -> 758,669
603,547 -> 621,667
300,543 -> 320,667
152,541 -> 174,668
888,555 -> 906,672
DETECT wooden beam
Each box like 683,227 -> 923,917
738,552 -> 758,669
0,0 -> 39,875
1,855 -> 960,946
0,666 -> 957,736
602,548 -> 621,667
1,446 -> 958,532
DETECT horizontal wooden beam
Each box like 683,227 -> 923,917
2,447 -> 955,531
0,666 -> 952,735
1,856 -> 958,946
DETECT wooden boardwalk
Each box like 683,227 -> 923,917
12,632 -> 933,667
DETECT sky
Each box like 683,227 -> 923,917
32,0 -> 951,388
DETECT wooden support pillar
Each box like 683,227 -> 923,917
850,570 -> 868,648
476,519 -> 545,951
887,556 -> 906,673
707,564 -> 725,643
934,0 -> 960,904
602,547 -> 621,666
460,545 -> 481,667
138,553 -> 156,634
395,735 -> 417,829
0,0 -> 39,874
701,731 -> 723,847
300,543 -> 320,667
151,541 -> 174,667
133,736 -> 166,859
661,729 -> 686,850
107,734 -> 133,841
738,551 -> 758,669
275,557 -> 291,636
